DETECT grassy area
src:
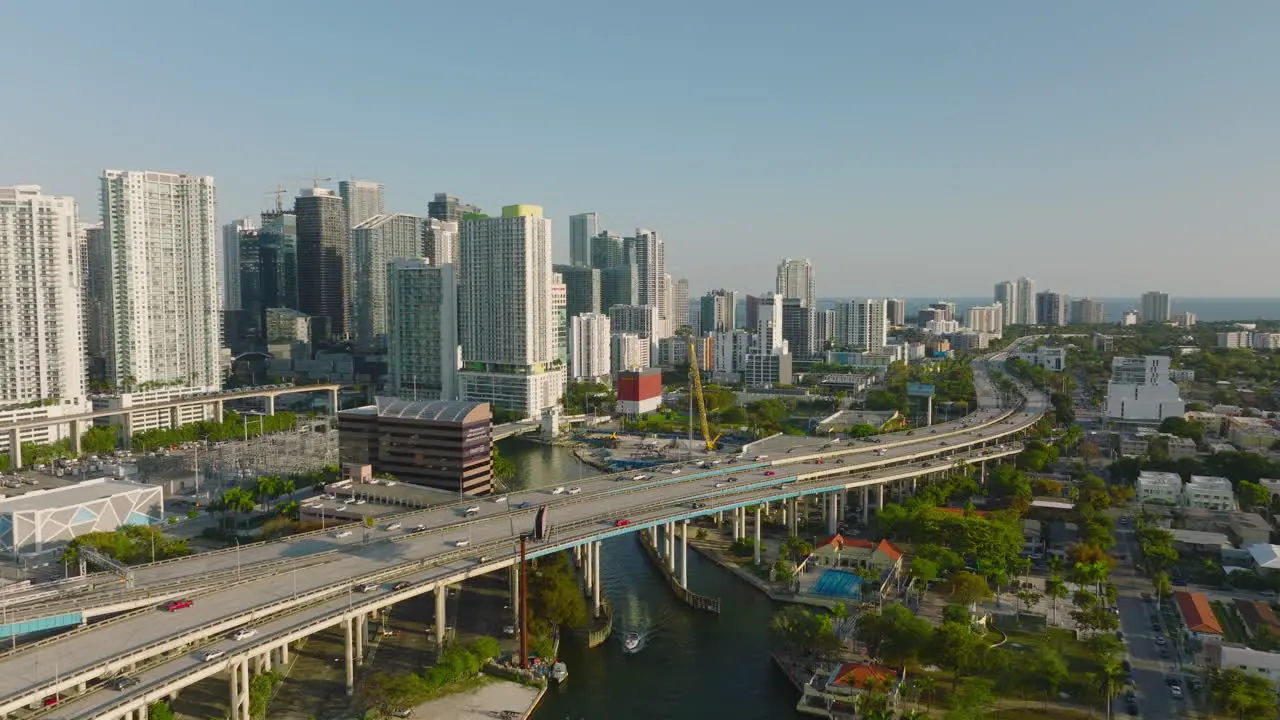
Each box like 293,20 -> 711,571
995,706 -> 1093,720
1211,600 -> 1250,643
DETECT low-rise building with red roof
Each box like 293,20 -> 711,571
1173,590 -> 1223,640
798,661 -> 903,717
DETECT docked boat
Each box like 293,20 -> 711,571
550,661 -> 569,682
622,632 -> 641,653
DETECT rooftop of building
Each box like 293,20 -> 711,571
0,478 -> 157,514
828,661 -> 898,690
1169,529 -> 1232,547
1187,475 -> 1233,491
1173,590 -> 1223,635
1248,543 -> 1280,570
341,397 -> 491,424
1138,470 -> 1182,486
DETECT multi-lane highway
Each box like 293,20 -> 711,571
3,349 -> 1045,717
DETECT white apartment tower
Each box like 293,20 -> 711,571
569,212 -> 598,268
339,180 -> 385,229
570,313 -> 611,381
776,258 -> 816,309
0,186 -> 88,412
220,217 -> 256,310
834,299 -> 887,353
458,205 -> 564,415
387,259 -> 459,400
756,293 -> 787,354
624,229 -> 667,337
1014,277 -> 1036,325
423,218 -> 459,266
100,170 -> 220,392
352,213 -> 425,351
671,277 -> 690,330
1141,291 -> 1171,323
966,304 -> 1004,337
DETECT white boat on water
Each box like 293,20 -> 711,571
550,661 -> 569,682
622,632 -> 641,653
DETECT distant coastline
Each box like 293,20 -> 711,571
812,296 -> 1280,323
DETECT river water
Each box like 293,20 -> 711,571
497,439 -> 803,720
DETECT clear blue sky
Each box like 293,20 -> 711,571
5,1 -> 1278,297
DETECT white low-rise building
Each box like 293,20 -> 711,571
1207,643 -> 1280,689
1137,470 -> 1182,504
1105,355 -> 1185,423
1184,475 -> 1236,511
0,479 -> 164,556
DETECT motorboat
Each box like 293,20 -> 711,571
550,661 -> 569,683
622,632 -> 641,653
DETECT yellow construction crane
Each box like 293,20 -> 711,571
686,338 -> 717,450
264,186 -> 289,212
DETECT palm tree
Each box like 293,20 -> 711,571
911,676 -> 938,713
1045,575 -> 1069,627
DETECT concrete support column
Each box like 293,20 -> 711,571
821,493 -> 829,524
753,507 -> 762,564
137,702 -> 148,720
280,642 -> 290,665
229,660 -> 241,720
510,564 -> 520,623
716,510 -> 723,526
266,394 -> 276,415
592,541 -> 602,617
877,484 -> 885,510
862,487 -> 869,524
435,586 -> 447,646
344,616 -> 355,696
680,521 -> 689,588
731,509 -> 740,540
69,420 -> 82,455
911,477 -> 917,494
169,406 -> 180,429
788,498 -> 798,536
329,388 -> 340,414
827,494 -> 838,534
980,461 -> 987,485
239,657 -> 250,717
7,429 -> 20,470
583,542 -> 593,592
780,504 -> 787,528
214,398 -> 224,422
666,521 -> 675,572
122,415 -> 133,450
355,614 -> 365,665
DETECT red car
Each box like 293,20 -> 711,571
165,598 -> 194,612
614,519 -> 630,528
765,471 -> 775,476
43,696 -> 59,707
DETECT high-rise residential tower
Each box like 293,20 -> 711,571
1070,298 -> 1105,325
427,193 -> 481,223
781,299 -> 817,359
885,298 -> 906,327
98,171 -> 220,391
423,218 -> 459,265
776,258 -> 816,309
553,264 -> 602,319
570,313 -> 611,382
1140,291 -> 1171,323
339,180 -> 385,229
993,281 -> 1016,332
387,259 -> 458,401
457,205 -> 563,415
624,229 -> 667,337
295,187 -> 348,339
589,231 -> 628,269
834,299 -> 887,352
569,212 -> 598,268
353,213 -> 425,351
1035,291 -> 1069,326
671,278 -> 690,330
0,186 -> 88,412
965,304 -> 1004,336
1015,277 -> 1037,325
220,217 -> 256,311
700,289 -> 738,334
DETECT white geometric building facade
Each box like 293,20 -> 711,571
0,480 -> 164,556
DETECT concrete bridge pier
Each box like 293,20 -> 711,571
7,429 -> 19,470
276,642 -> 290,667
169,406 -> 180,429
329,388 -> 340,414
355,614 -> 365,666
582,541 -> 594,593
787,498 -> 798,536
592,540 -> 602,617
435,586 -> 447,646
826,494 -> 838,535
679,521 -> 689,588
344,616 -> 356,696
753,507 -> 762,564
861,487 -> 869,525
229,657 -> 251,718
510,565 -> 520,624
665,521 -> 676,573
215,398 -> 224,422
877,484 -> 885,511
136,703 -> 148,720
731,509 -> 740,540
266,394 -> 276,415
69,419 -> 83,455
911,477 -> 917,494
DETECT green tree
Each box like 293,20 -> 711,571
947,571 -> 992,608
931,622 -> 987,690
1210,666 -> 1280,719
1238,480 -> 1271,515
361,672 -> 424,716
147,702 -> 176,720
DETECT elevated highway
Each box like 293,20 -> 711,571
3,348 -> 1044,718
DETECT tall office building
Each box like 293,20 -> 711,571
339,180 -> 385,229
0,186 -> 87,409
1070,297 -> 1105,325
570,313 -> 611,381
608,305 -> 659,337
457,205 -> 563,415
929,301 -> 957,323
745,293 -> 764,331
611,333 -> 649,374
552,273 -> 567,367
781,299 -> 817,359
352,213 -> 425,351
885,298 -> 906,327
1141,291 -> 1171,323
236,228 -> 264,340
423,218 -> 459,265
1014,277 -> 1037,325
993,281 -> 1016,332
387,259 -> 458,400
427,193 -> 481,223
569,212 -> 598,267
600,264 -> 638,311
83,222 -> 110,365
815,309 -> 835,348
1035,291 -> 1069,326
834,299 -> 887,352
99,170 -> 220,391
295,187 -> 347,339
776,258 -> 816,308
965,304 -> 1004,336
257,210 -> 299,314
671,278 -> 690,330
589,231 -> 628,269
624,229 -> 667,337
553,264 -> 602,319
220,217 -> 256,311
754,294 -> 787,354
700,289 -> 738,334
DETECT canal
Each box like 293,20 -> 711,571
498,439 -> 802,720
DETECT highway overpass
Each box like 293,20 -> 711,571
2,350 -> 1045,718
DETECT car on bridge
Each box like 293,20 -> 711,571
232,628 -> 257,641
517,502 -> 533,509
108,676 -> 140,691
615,519 -> 630,527
551,487 -> 566,495
765,471 -> 775,476
165,598 -> 194,612
203,649 -> 226,662
568,487 -> 582,495
392,581 -> 412,591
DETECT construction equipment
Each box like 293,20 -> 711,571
264,186 -> 289,212
290,174 -> 333,189
686,338 -> 717,450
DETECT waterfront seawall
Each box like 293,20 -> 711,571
635,529 -> 721,614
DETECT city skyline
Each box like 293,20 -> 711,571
5,2 -> 1278,296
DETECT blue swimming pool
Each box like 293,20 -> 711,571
811,569 -> 864,599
